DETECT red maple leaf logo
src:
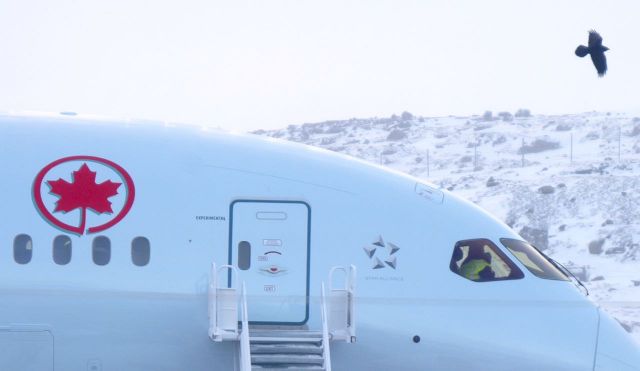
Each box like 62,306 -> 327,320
48,163 -> 121,234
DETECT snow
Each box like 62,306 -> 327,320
257,111 -> 640,343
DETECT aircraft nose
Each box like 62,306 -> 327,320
594,309 -> 640,371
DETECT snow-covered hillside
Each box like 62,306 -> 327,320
255,111 -> 640,342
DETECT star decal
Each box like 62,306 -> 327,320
362,235 -> 400,270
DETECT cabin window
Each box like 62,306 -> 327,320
53,235 -> 72,265
500,238 -> 569,281
450,239 -> 524,282
14,234 -> 33,264
131,237 -> 150,266
92,236 -> 111,266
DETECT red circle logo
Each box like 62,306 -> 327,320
33,156 -> 135,235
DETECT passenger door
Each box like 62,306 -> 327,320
228,200 -> 311,325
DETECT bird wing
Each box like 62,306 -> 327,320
575,45 -> 589,57
588,30 -> 603,48
590,50 -> 607,76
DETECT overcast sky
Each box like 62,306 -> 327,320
1,0 -> 638,131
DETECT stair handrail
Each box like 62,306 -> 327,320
348,264 -> 356,342
328,265 -> 357,342
239,281 -> 251,371
208,262 -> 217,339
320,282 -> 332,371
208,262 -> 240,341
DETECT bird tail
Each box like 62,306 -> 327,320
575,45 -> 589,57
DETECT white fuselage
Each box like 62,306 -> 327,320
0,115 -> 638,371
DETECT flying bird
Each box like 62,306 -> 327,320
575,30 -> 609,77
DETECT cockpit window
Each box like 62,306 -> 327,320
450,239 -> 524,282
500,238 -> 569,281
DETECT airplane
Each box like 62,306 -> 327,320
0,112 -> 639,371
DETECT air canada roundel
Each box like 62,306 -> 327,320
33,156 -> 135,235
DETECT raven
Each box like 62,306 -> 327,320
575,30 -> 609,77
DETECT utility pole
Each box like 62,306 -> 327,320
570,133 -> 573,165
474,140 -> 478,171
521,138 -> 525,167
427,149 -> 430,178
618,126 -> 621,162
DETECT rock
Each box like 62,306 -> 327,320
559,225 -> 566,232
401,111 -> 414,121
556,123 -> 572,131
586,131 -> 599,140
557,183 -> 566,188
518,139 -> 560,154
415,157 -> 423,163
492,135 -> 506,146
519,226 -> 549,250
632,280 -> 640,287
325,124 -> 344,134
498,112 -> 513,122
630,124 -> 640,137
459,155 -> 472,163
601,219 -> 614,226
387,129 -> 407,141
575,168 -> 594,174
605,246 -> 626,255
397,121 -> 411,129
589,239 -> 605,254
538,185 -> 555,194
321,137 -> 336,145
381,148 -> 397,155
486,177 -> 499,187
591,275 -> 605,281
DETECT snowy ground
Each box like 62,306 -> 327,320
256,111 -> 640,343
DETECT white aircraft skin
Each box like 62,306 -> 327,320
0,114 -> 639,371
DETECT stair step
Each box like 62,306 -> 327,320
252,366 -> 325,371
251,353 -> 324,366
251,343 -> 323,355
250,336 -> 322,343
249,330 -> 322,338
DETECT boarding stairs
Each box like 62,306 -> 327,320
208,264 -> 356,371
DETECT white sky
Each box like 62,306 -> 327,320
1,0 -> 639,131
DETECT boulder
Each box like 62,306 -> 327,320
519,226 -> 549,250
589,239 -> 605,254
538,185 -> 555,194
387,129 -> 407,141
486,177 -> 499,187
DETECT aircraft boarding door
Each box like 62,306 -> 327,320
229,200 -> 311,325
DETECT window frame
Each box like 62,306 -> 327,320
131,236 -> 150,267
92,236 -> 111,266
13,234 -> 33,265
53,235 -> 72,265
450,238 -> 525,283
500,238 -> 570,281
